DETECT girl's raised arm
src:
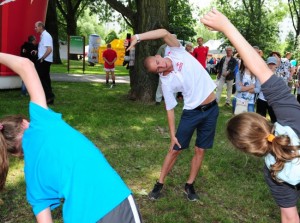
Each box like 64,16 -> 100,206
200,9 -> 273,84
0,53 -> 47,108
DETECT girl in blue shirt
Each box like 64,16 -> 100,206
0,53 -> 142,223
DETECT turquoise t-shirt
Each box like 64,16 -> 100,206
23,102 -> 131,222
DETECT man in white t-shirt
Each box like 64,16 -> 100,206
34,21 -> 55,105
127,29 -> 219,201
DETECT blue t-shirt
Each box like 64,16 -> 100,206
23,102 -> 131,222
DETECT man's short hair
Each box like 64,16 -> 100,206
270,51 -> 281,58
197,37 -> 203,41
225,46 -> 233,51
185,42 -> 193,47
144,56 -> 155,73
107,43 -> 111,48
36,21 -> 45,29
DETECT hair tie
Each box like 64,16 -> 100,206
267,134 -> 275,142
0,124 -> 3,131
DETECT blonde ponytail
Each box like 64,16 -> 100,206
269,135 -> 300,182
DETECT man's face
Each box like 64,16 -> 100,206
226,48 -> 233,57
268,63 -> 277,72
197,38 -> 203,46
34,23 -> 42,34
147,55 -> 173,74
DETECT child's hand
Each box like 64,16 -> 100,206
126,36 -> 138,51
200,8 -> 231,33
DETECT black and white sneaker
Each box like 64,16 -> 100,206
148,181 -> 164,200
184,183 -> 199,201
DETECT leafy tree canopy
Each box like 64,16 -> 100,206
77,8 -> 106,44
215,0 -> 287,55
284,31 -> 296,54
89,0 -> 196,41
168,0 -> 196,42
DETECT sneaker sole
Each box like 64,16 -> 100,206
183,190 -> 199,201
148,194 -> 160,200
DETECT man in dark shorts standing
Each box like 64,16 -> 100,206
127,29 -> 219,201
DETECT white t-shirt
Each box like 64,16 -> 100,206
237,70 -> 257,104
38,30 -> 53,62
159,46 -> 216,110
265,122 -> 300,185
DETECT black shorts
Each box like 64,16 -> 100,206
263,165 -> 300,208
97,195 -> 142,223
174,101 -> 219,150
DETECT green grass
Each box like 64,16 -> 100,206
50,59 -> 129,76
0,81 -> 286,223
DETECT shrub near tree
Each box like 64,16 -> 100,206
105,31 -> 119,44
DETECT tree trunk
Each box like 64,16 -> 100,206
66,15 -> 79,60
45,0 -> 62,64
128,0 -> 168,101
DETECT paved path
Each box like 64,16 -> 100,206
51,73 -> 130,84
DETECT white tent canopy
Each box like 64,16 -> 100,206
204,39 -> 225,55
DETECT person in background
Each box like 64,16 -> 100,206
215,46 -> 238,106
295,66 -> 300,104
232,59 -> 260,113
20,35 -> 38,96
256,56 -> 277,123
193,37 -> 209,69
102,43 -> 117,85
201,8 -> 300,223
185,42 -> 193,54
34,21 -> 55,105
270,51 -> 292,87
0,53 -> 142,223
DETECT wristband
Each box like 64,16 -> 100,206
135,34 -> 141,43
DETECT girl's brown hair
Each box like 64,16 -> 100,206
226,112 -> 300,182
0,115 -> 25,190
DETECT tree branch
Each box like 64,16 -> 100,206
105,0 -> 135,23
56,0 -> 68,19
288,0 -> 298,33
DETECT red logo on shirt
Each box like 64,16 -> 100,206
176,62 -> 183,71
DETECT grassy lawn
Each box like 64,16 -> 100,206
0,81 -> 287,223
50,59 -> 129,76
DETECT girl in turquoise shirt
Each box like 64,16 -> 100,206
0,53 -> 142,223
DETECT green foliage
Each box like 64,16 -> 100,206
287,0 -> 300,38
105,30 -> 119,43
57,0 -> 90,20
57,10 -> 67,42
215,0 -> 286,54
168,0 -> 196,41
293,35 -> 300,62
77,8 -> 106,42
284,31 -> 296,53
90,0 -> 196,41
89,0 -> 131,24
195,4 -> 219,43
